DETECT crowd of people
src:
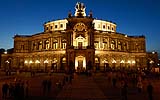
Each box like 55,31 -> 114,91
2,78 -> 29,100
105,70 -> 154,100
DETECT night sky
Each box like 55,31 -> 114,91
0,0 -> 160,57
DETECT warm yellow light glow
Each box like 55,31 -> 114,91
4,51 -> 7,54
128,60 -> 131,64
112,60 -> 116,63
5,60 -> 9,63
44,60 -> 48,63
120,60 -> 125,63
29,60 -> 33,64
75,56 -> 86,70
150,60 -> 154,64
35,60 -> 40,63
103,60 -> 108,63
132,61 -> 135,64
24,60 -> 28,64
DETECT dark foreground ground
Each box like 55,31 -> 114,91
0,72 -> 160,100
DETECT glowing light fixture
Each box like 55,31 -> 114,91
120,60 -> 125,63
44,60 -> 48,63
5,60 -> 9,63
35,60 -> 40,63
128,60 -> 131,64
24,60 -> 28,64
29,60 -> 33,64
112,60 -> 116,63
132,61 -> 135,64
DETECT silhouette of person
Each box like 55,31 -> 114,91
2,82 -> 9,99
147,82 -> 153,100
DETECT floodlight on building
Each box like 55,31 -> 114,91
128,60 -> 131,64
35,60 -> 40,63
24,60 -> 28,64
150,60 -> 154,64
44,60 -> 48,63
4,51 -> 7,54
5,60 -> 9,63
112,60 -> 116,63
29,60 -> 33,64
132,61 -> 136,64
104,60 -> 108,63
120,60 -> 125,63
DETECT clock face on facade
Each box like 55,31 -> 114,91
73,23 -> 87,38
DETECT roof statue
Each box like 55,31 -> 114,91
75,2 -> 86,17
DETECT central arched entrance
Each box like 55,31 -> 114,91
75,56 -> 86,72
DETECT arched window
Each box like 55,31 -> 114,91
45,40 -> 50,50
38,41 -> 42,50
103,38 -> 108,50
123,43 -> 127,51
111,40 -> 115,50
62,39 -> 66,49
53,39 -> 58,49
94,41 -> 99,49
118,41 -> 122,50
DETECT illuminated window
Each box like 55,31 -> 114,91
118,42 -> 122,50
53,39 -> 58,49
33,42 -> 36,50
94,41 -> 99,49
62,39 -> 66,49
38,41 -> 42,50
111,40 -> 115,50
103,42 -> 107,49
62,43 -> 66,49
123,43 -> 127,51
45,40 -> 50,50
98,24 -> 100,28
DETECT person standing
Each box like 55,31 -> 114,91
2,82 -> 9,99
147,82 -> 153,100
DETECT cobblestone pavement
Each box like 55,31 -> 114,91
1,72 -> 160,100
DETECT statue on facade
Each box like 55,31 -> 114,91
74,2 -> 86,17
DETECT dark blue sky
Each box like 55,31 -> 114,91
0,0 -> 160,56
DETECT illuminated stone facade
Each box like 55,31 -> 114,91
1,2 -> 149,72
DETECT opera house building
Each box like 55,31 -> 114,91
1,2 -> 157,72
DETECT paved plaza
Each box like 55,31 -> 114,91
0,72 -> 160,100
